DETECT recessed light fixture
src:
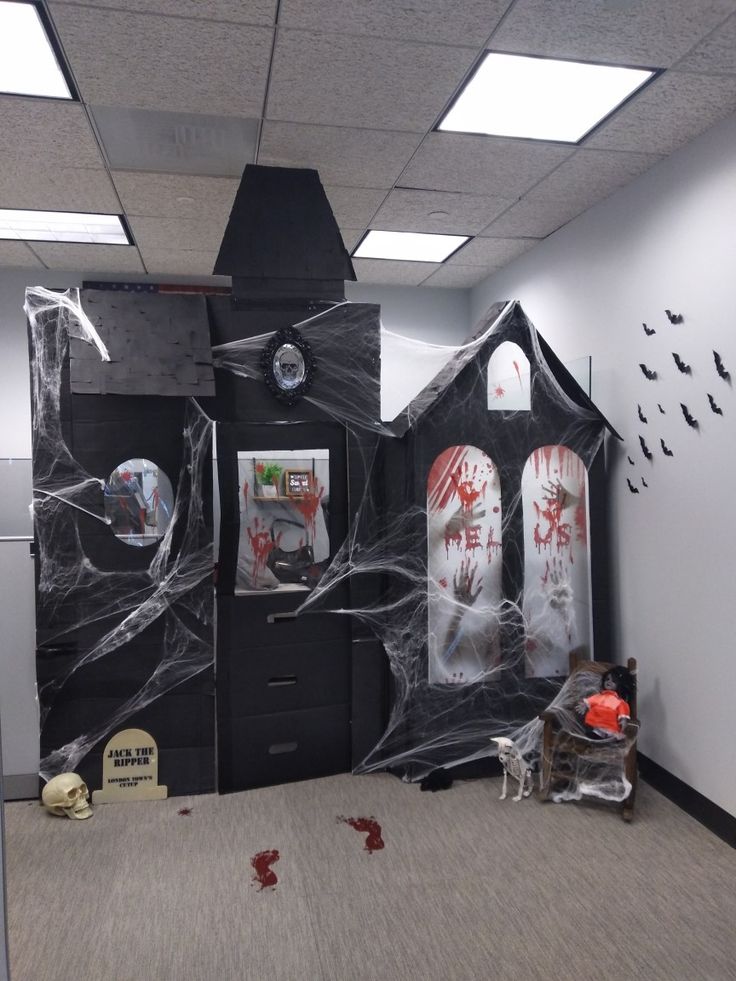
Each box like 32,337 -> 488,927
438,52 -> 657,144
353,230 -> 469,263
0,209 -> 131,245
0,1 -> 74,99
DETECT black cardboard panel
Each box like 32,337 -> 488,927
221,639 -> 350,716
219,703 -> 350,792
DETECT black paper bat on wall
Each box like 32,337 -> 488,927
681,403 -> 699,428
627,478 -> 640,494
641,477 -> 648,488
643,323 -> 656,336
660,438 -> 674,457
714,351 -> 730,381
658,403 -> 666,414
708,394 -> 723,415
637,404 -> 648,423
627,455 -> 635,465
665,309 -> 683,324
639,435 -> 653,460
672,352 -> 691,374
639,364 -> 657,380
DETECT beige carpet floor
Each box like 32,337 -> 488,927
4,773 -> 736,981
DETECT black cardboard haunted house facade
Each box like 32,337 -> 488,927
27,165 -> 616,797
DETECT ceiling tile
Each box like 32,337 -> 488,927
522,148 -> 664,204
50,0 -> 277,23
339,228 -> 365,252
0,159 -> 120,212
323,186 -> 388,226
112,173 -> 239,220
446,237 -> 539,267
371,187 -> 515,234
483,148 -> 664,236
92,107 -> 258,177
128,216 -> 226,253
676,11 -> 736,71
0,97 -> 103,169
50,5 -> 273,115
586,70 -> 736,154
490,0 -> 736,67
481,197 -> 588,238
399,133 -> 574,196
421,264 -> 490,288
258,122 -> 423,188
0,242 -> 45,269
31,244 -> 145,273
279,0 -> 507,46
352,258 -> 440,285
139,250 -> 220,276
267,29 -> 476,132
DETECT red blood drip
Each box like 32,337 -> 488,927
177,807 -> 192,816
513,359 -> 523,388
427,446 -> 466,512
338,816 -> 385,854
242,481 -> 249,511
293,479 -> 324,542
486,526 -> 502,562
444,527 -> 463,558
251,849 -> 280,890
247,517 -> 281,583
533,449 -> 540,479
574,493 -> 587,544
493,384 -> 506,399
542,445 -> 553,476
464,524 -> 482,553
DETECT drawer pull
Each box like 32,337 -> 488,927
267,611 -> 298,624
268,741 -> 298,755
267,675 -> 297,687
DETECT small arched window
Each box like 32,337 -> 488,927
487,341 -> 531,411
426,445 -> 503,685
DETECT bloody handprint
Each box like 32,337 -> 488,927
247,517 -> 281,584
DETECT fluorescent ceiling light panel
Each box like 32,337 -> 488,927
439,52 -> 655,143
353,230 -> 469,263
0,1 -> 72,98
0,210 -> 129,244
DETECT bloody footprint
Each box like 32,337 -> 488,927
337,815 -> 385,854
251,849 -> 280,890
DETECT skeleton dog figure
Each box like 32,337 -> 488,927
491,736 -> 534,801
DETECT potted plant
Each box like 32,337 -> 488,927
255,461 -> 282,497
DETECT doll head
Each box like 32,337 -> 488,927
601,665 -> 634,703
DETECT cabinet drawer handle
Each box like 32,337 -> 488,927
268,741 -> 298,755
267,675 -> 297,687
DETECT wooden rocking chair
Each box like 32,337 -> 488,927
539,652 -> 638,821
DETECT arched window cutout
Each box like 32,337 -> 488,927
427,445 -> 503,685
521,446 -> 593,677
487,341 -> 531,411
104,458 -> 174,548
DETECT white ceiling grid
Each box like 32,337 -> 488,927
1,0 -> 735,286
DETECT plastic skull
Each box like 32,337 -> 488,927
273,344 -> 304,389
41,773 -> 93,820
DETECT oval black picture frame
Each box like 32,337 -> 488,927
260,326 -> 316,405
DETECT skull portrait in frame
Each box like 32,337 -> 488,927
261,326 -> 316,405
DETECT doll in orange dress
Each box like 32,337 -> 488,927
577,666 -> 634,739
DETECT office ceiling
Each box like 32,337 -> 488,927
3,0 -> 736,287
